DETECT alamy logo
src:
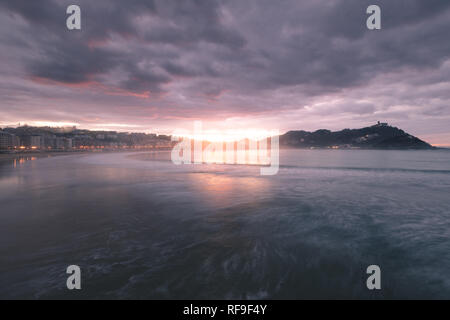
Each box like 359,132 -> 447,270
366,265 -> 381,290
366,5 -> 381,30
63,5 -> 381,32
66,265 -> 81,290
171,121 -> 279,175
66,5 -> 81,30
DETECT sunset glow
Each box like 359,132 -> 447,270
174,128 -> 276,143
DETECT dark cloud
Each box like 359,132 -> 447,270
0,0 -> 244,94
2,0 -> 449,93
226,0 -> 450,91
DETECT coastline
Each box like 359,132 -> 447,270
0,150 -> 88,161
0,149 -> 174,168
0,148 -> 173,159
279,146 -> 446,150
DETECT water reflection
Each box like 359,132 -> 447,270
11,156 -> 37,168
188,172 -> 269,207
202,148 -> 271,166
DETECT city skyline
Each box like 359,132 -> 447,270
0,120 -> 436,151
1,0 -> 450,146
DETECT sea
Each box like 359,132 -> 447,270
0,149 -> 449,299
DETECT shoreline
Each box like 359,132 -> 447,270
0,150 -> 170,167
0,148 -> 172,159
279,146 -> 447,150
0,150 -> 89,161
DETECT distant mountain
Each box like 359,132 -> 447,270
280,123 -> 434,149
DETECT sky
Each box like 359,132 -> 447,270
0,0 -> 449,145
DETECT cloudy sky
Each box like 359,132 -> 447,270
0,0 -> 449,145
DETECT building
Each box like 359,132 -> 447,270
43,135 -> 56,149
20,135 -> 42,149
43,136 -> 72,149
0,131 -> 20,149
375,121 -> 388,127
63,138 -> 73,149
55,137 -> 64,149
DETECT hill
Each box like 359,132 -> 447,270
280,123 -> 433,149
